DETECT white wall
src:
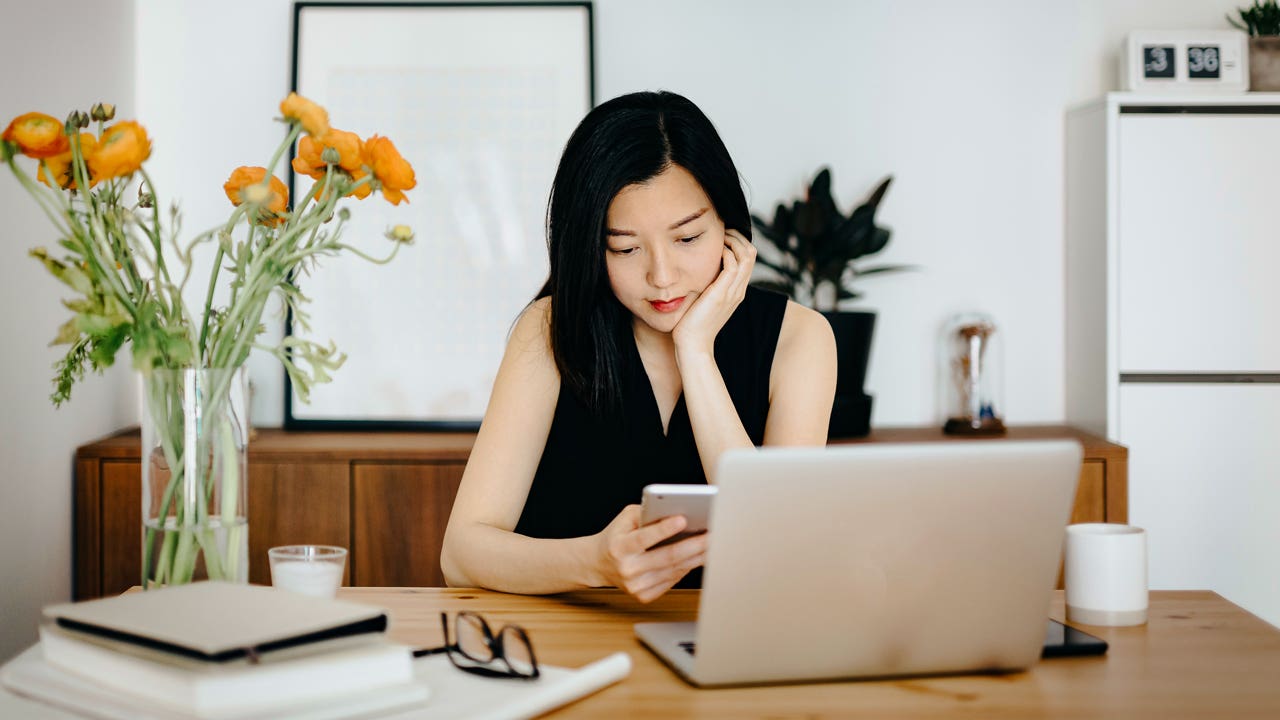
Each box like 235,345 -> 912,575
132,0 -> 1244,430
0,0 -> 1247,659
0,0 -> 137,662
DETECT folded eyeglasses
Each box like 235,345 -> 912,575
414,611 -> 539,680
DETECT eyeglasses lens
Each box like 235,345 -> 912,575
455,612 -> 494,664
498,625 -> 535,676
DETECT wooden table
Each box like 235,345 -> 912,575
340,587 -> 1280,719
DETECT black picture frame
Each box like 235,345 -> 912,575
284,1 -> 594,431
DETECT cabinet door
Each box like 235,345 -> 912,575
1119,383 -> 1280,628
1057,462 -> 1106,588
1117,113 -> 1280,372
1071,461 -> 1106,524
353,463 -> 465,587
247,462 -> 350,586
101,461 -> 142,596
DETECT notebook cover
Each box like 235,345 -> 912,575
42,582 -> 387,663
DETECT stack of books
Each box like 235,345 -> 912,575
3,582 -> 429,719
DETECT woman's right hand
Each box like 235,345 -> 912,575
592,504 -> 708,603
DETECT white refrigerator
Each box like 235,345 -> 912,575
1067,93 -> 1280,628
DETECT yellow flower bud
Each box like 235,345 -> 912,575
91,103 -> 116,122
386,225 -> 415,244
65,110 -> 89,132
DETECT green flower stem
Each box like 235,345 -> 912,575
268,123 -> 302,177
141,370 -> 245,587
5,156 -> 73,236
218,417 -> 242,581
325,240 -> 401,266
198,246 -> 225,361
142,373 -> 186,585
138,168 -> 175,288
205,183 -> 343,385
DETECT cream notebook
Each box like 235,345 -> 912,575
42,581 -> 387,662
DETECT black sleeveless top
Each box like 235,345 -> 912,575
514,286 -> 789,588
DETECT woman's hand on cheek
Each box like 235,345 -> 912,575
593,505 -> 708,603
671,229 -> 756,357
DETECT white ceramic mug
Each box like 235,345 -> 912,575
1064,523 -> 1148,626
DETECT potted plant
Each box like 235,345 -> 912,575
1229,0 -> 1280,90
751,167 -> 909,437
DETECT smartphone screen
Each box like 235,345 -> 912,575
1042,619 -> 1108,657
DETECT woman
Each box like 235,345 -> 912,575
440,91 -> 837,603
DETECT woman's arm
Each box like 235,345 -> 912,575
674,231 -> 757,481
762,301 -> 838,446
679,298 -> 838,481
440,298 -> 599,593
440,298 -> 704,598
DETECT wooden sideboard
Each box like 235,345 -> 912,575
72,425 -> 1126,600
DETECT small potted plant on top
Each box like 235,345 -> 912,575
751,167 -> 910,437
1229,0 -> 1280,90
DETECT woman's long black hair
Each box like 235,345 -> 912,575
537,91 -> 751,418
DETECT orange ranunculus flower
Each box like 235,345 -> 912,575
363,135 -> 416,205
280,92 -> 330,138
292,129 -> 370,199
345,167 -> 374,200
291,129 -> 363,177
38,133 -> 100,190
224,166 -> 289,226
2,112 -> 70,159
89,121 -> 151,180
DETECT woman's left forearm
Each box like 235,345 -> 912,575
675,346 -> 754,482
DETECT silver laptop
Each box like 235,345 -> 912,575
635,440 -> 1082,687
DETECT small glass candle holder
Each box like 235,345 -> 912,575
268,545 -> 347,598
940,312 -> 1006,435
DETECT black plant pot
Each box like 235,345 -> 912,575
820,311 -> 876,438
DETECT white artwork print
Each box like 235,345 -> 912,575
291,5 -> 591,424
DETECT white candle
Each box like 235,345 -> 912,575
271,560 -> 344,598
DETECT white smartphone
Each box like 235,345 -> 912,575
640,484 -> 717,549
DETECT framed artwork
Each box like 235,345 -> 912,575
285,1 -> 594,429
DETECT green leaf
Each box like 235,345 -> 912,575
750,279 -> 796,297
88,325 -> 128,368
29,248 -> 94,295
836,285 -> 862,301
755,169 -> 906,303
752,253 -> 793,281
51,317 -> 81,346
855,263 -> 916,276
50,338 -> 93,406
77,313 -> 117,335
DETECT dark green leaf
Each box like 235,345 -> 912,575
750,279 -> 797,298
863,227 -> 892,256
854,263 -> 916,276
754,254 -> 800,281
88,325 -> 128,367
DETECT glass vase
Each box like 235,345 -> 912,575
140,367 -> 249,588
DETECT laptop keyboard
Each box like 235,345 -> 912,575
679,641 -> 696,656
